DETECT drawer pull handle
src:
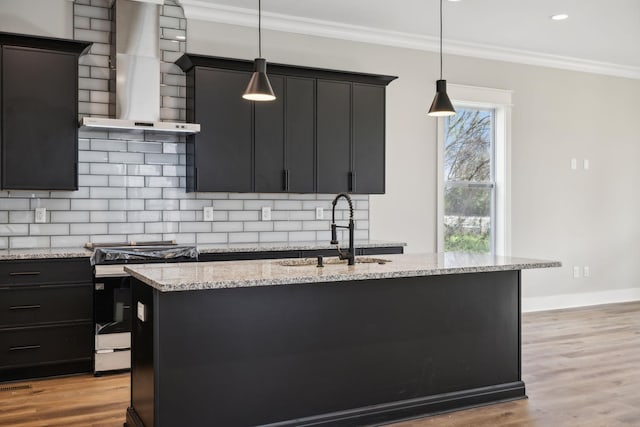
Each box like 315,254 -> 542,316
9,304 -> 41,310
9,345 -> 41,352
9,271 -> 41,276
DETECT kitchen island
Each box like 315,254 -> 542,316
124,253 -> 559,427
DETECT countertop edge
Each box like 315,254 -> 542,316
125,258 -> 562,292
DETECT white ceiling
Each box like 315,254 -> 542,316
178,0 -> 640,78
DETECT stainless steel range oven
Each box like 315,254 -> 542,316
91,243 -> 198,375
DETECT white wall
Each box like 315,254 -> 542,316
188,20 -> 640,306
0,0 -> 73,39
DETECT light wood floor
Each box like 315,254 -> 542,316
1,301 -> 639,427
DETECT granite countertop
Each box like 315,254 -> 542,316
0,240 -> 406,261
124,253 -> 562,292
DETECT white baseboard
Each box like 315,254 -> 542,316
522,288 -> 640,313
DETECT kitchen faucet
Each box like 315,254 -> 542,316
330,192 -> 355,265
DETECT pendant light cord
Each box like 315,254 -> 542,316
439,0 -> 443,80
258,0 -> 262,58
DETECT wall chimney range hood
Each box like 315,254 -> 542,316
79,0 -> 200,134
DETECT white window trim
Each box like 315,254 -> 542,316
437,84 -> 513,255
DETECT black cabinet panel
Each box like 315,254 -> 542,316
317,80 -> 351,193
192,68 -> 253,192
285,77 -> 315,193
0,323 -> 92,369
1,46 -> 78,190
255,75 -> 285,192
0,284 -> 92,327
353,84 -> 385,194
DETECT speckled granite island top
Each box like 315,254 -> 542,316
124,253 -> 561,292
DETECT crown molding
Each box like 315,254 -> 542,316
177,0 -> 640,80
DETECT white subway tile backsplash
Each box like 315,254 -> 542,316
8,211 -> 34,224
180,199 -> 212,210
0,212 -> 8,223
92,139 -> 127,152
80,151 -> 109,163
229,232 -> 260,243
30,199 -> 70,210
147,176 -> 180,188
196,233 -> 228,244
79,174 -> 109,187
128,188 -> 163,199
91,211 -> 126,223
90,163 -> 127,175
146,153 -> 179,165
70,223 -> 108,235
229,211 -> 260,222
259,232 -> 289,242
51,235 -> 90,248
145,222 -> 179,234
128,211 -> 163,223
244,222 -> 274,232
90,187 -> 126,199
212,222 -> 243,233
274,221 -> 303,232
108,176 -> 145,188
168,233 -> 196,244
179,222 -> 212,233
288,231 -> 316,242
51,211 -> 90,223
79,76 -> 109,90
127,164 -> 162,176
90,17 -> 111,32
10,236 -> 50,249
212,200 -> 244,210
109,199 -> 144,211
128,141 -> 163,154
145,199 -> 180,211
110,152 -> 145,164
108,223 -> 144,235
74,4 -> 110,20
29,224 -> 69,235
1,199 -> 29,210
0,237 -> 7,249
274,200 -> 303,210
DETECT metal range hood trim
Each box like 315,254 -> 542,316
79,117 -> 200,134
80,0 -> 200,135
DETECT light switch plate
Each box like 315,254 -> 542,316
261,206 -> 271,221
35,207 -> 46,223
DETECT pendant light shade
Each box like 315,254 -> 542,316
427,0 -> 455,117
243,0 -> 276,102
428,79 -> 455,116
243,58 -> 276,101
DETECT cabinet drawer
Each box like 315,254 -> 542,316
0,258 -> 91,285
0,323 -> 92,369
0,284 -> 92,327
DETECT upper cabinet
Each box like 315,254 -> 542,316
177,54 -> 397,194
0,32 -> 90,191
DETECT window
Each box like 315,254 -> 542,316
437,85 -> 512,255
444,108 -> 495,253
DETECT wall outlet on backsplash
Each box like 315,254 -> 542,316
316,207 -> 324,220
203,206 -> 214,222
35,208 -> 47,223
261,207 -> 271,221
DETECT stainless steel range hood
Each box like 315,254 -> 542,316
80,0 -> 199,134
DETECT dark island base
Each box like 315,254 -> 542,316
127,270 -> 523,426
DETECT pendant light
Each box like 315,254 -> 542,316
243,0 -> 276,101
427,0 -> 455,116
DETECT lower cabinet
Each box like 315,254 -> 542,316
0,258 -> 93,382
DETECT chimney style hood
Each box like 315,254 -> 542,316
80,0 -> 200,134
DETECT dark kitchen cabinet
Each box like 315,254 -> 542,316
177,54 -> 396,194
316,80 -> 351,193
0,33 -> 90,191
353,83 -> 386,193
0,257 -> 93,382
187,67 -> 253,192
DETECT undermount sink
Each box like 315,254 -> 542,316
277,257 -> 391,267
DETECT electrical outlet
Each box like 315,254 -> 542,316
573,266 -> 580,278
583,266 -> 590,277
35,207 -> 46,223
583,159 -> 590,170
261,206 -> 271,221
203,206 -> 214,221
571,158 -> 577,170
316,207 -> 324,220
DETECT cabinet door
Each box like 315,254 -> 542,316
285,77 -> 315,193
254,75 -> 285,192
192,68 -> 253,192
316,80 -> 351,194
1,46 -> 78,190
353,84 -> 385,194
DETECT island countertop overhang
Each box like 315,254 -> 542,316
124,253 -> 561,292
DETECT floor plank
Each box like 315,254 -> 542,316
1,301 -> 639,426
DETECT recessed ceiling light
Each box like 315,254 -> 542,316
551,14 -> 569,21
